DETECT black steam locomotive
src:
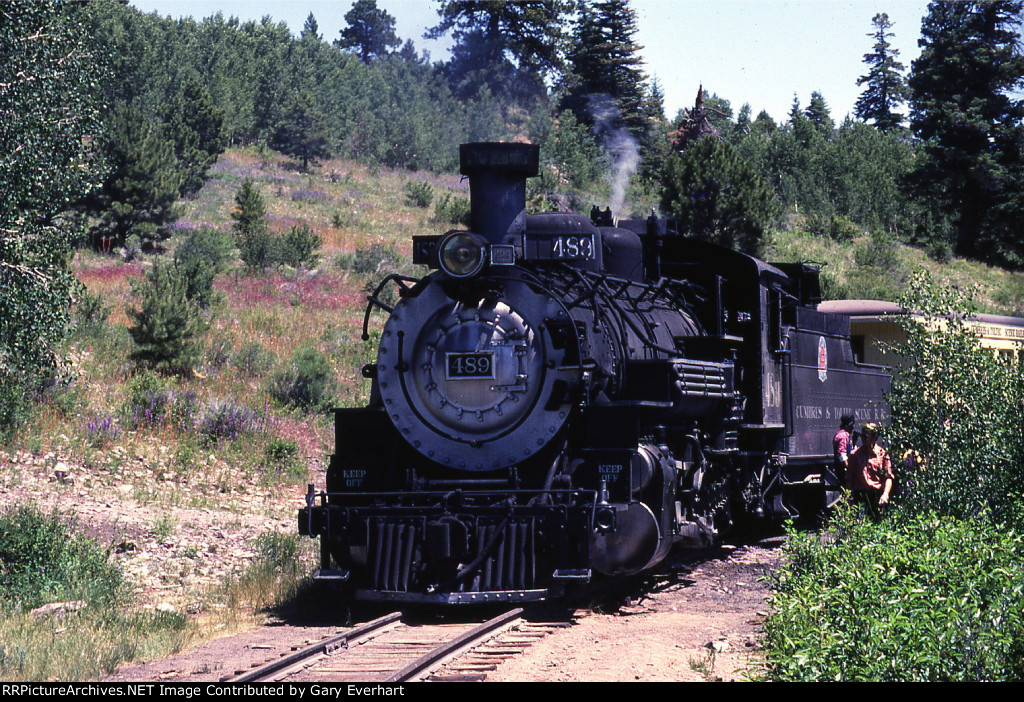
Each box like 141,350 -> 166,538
298,142 -> 890,604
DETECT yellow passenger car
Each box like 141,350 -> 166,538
817,300 -> 1024,366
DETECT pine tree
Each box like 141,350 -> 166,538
787,96 -> 805,130
89,102 -> 183,250
831,118 -> 914,234
336,0 -> 401,63
805,91 -> 834,135
908,0 -> 1024,266
127,261 -> 208,375
741,95 -> 832,219
427,0 -> 568,81
855,12 -> 910,132
732,103 -> 753,143
751,111 -> 777,135
562,0 -> 649,137
638,78 -> 672,182
269,92 -> 332,170
162,75 -> 227,197
173,228 -> 233,308
661,138 -> 778,255
788,94 -> 821,148
231,179 -> 274,272
301,13 -> 321,42
429,1 -> 568,105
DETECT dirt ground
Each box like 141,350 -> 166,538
2,448 -> 781,682
488,543 -> 781,682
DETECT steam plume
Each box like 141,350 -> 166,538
588,94 -> 641,217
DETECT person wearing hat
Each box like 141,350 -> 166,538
846,423 -> 894,517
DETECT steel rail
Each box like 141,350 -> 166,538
226,611 -> 403,683
384,607 -> 525,683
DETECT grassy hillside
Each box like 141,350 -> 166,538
764,227 -> 1024,316
17,148 -> 470,491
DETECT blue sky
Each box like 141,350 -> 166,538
129,0 -> 931,123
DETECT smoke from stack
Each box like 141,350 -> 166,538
587,94 -> 641,218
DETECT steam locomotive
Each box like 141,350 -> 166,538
298,142 -> 890,604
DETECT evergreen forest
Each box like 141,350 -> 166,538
3,0 -> 1024,682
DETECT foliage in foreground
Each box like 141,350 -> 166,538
763,509 -> 1024,681
886,273 -> 1024,529
0,504 -> 316,681
763,273 -> 1024,681
1,0 -> 106,438
0,505 -> 127,611
0,505 -> 189,681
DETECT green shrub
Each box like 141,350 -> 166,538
122,234 -> 142,262
763,509 -> 1024,681
233,342 -> 275,377
335,243 -> 398,278
223,532 -> 310,614
120,372 -> 198,430
0,505 -> 128,611
763,273 -> 1024,682
261,438 -> 306,484
331,209 -> 367,229
196,398 -> 259,445
927,238 -> 953,264
0,505 -> 189,680
0,374 -> 32,444
253,532 -> 304,576
828,215 -> 860,243
173,227 -> 233,308
853,230 -> 901,269
122,371 -> 167,414
42,379 -> 87,419
75,290 -> 111,331
433,192 -> 470,226
268,346 -> 336,411
403,180 -> 433,208
278,223 -> 322,269
844,230 -> 910,301
887,273 -> 1024,528
205,335 -> 233,369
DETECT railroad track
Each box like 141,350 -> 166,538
226,607 -> 574,683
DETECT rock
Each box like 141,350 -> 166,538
53,463 -> 73,485
30,600 -> 87,619
706,639 -> 731,654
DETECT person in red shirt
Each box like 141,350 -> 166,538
833,414 -> 855,483
846,423 -> 894,518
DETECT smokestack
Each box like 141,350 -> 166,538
459,143 -> 539,244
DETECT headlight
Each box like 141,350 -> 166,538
438,231 -> 487,279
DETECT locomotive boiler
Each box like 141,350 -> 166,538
298,142 -> 890,604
